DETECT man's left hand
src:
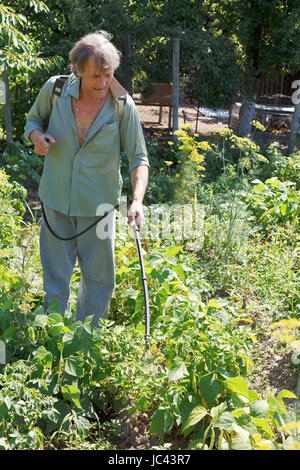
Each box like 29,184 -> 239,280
128,200 -> 144,232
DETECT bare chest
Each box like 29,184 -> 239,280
71,97 -> 104,147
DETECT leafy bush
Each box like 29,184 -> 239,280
267,146 -> 300,190
121,137 -> 179,205
0,361 -> 57,450
0,169 -> 26,249
202,127 -> 268,183
0,141 -> 43,185
241,177 -> 299,231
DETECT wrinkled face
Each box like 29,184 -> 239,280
78,56 -> 113,100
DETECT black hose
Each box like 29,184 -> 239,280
41,201 -> 122,241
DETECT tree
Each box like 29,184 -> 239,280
181,28 -> 241,117
207,0 -> 300,137
0,1 -> 62,142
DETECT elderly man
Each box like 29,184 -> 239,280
24,31 -> 149,327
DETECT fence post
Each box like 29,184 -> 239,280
1,68 -> 13,143
288,79 -> 300,155
172,37 -> 180,139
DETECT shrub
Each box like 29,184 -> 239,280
0,169 -> 26,249
0,141 -> 43,185
241,177 -> 300,232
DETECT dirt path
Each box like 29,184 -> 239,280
135,101 -> 295,152
136,102 -> 228,139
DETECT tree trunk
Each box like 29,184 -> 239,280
172,37 -> 180,138
288,80 -> 300,155
122,33 -> 133,96
1,68 -> 13,143
238,93 -> 257,137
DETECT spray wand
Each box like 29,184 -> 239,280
134,223 -> 150,351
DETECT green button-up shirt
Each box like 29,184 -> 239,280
24,75 -> 149,216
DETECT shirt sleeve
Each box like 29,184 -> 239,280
119,94 -> 149,172
24,77 -> 56,140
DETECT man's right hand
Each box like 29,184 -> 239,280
29,129 -> 55,156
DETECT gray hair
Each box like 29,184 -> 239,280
69,30 -> 121,75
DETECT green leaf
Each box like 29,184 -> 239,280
48,312 -> 63,325
231,424 -> 251,450
62,331 -> 79,357
149,409 -> 164,436
136,396 -> 148,412
163,410 -> 174,434
199,373 -> 220,408
173,264 -> 185,282
216,368 -> 235,380
210,402 -> 227,421
27,326 -> 35,343
250,400 -> 269,418
180,399 -> 196,427
182,405 -> 207,435
253,418 -> 274,439
248,389 -> 260,402
131,291 -> 145,325
214,411 -> 237,431
50,324 -> 68,337
277,390 -> 297,399
75,415 -> 92,438
65,356 -> 84,377
225,377 -> 250,399
168,358 -> 189,382
35,346 -> 52,369
32,314 -> 48,328
61,385 -> 81,409
236,413 -> 257,435
207,299 -> 221,309
165,245 -> 184,258
0,401 -> 9,420
280,203 -> 287,216
1,326 -> 17,340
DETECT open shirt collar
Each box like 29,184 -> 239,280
65,75 -> 127,101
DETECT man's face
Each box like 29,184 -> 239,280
79,57 -> 113,100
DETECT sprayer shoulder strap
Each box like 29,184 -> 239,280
51,75 -> 69,106
117,95 -> 126,119
51,75 -> 126,119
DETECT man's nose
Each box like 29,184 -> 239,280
97,76 -> 107,88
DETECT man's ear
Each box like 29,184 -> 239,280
75,65 -> 81,77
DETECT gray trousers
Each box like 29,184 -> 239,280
40,205 -> 116,327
